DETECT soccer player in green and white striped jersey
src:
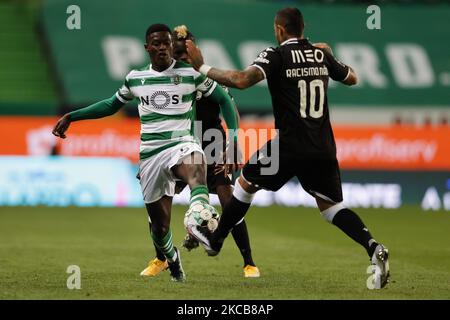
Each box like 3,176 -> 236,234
52,24 -> 240,282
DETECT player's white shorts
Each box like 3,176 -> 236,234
138,142 -> 205,203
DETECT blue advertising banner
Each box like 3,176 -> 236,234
0,156 -> 142,207
0,156 -> 448,211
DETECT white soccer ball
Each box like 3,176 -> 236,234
184,202 -> 220,232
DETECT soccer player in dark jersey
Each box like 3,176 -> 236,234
186,8 -> 390,289
172,25 -> 259,278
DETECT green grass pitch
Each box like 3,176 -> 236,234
0,205 -> 449,299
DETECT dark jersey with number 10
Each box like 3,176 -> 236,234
251,38 -> 350,159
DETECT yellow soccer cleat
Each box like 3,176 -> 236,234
243,265 -> 260,278
140,258 -> 168,277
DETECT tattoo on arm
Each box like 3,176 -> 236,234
208,66 -> 264,89
245,67 -> 264,86
207,69 -> 242,88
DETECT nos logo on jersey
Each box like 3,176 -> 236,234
140,91 -> 180,109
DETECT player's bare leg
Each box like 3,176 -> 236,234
215,184 -> 260,277
316,197 -> 390,289
142,152 -> 209,278
140,196 -> 185,282
141,220 -> 169,277
173,151 -> 222,253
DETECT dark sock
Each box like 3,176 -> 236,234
231,220 -> 255,267
331,208 -> 378,258
214,196 -> 251,246
154,243 -> 166,261
149,222 -> 166,261
368,242 -> 379,258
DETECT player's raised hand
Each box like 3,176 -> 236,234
52,113 -> 72,139
185,40 -> 204,71
225,143 -> 243,176
214,139 -> 243,177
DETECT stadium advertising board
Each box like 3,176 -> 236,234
0,156 -> 142,207
1,117 -> 449,171
0,156 -> 448,210
42,1 -> 450,111
0,116 -> 141,161
333,125 -> 450,170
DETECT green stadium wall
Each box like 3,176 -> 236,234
0,2 -> 58,115
41,0 -> 450,111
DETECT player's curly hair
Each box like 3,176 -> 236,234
145,23 -> 171,40
172,25 -> 195,42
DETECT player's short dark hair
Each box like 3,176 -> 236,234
172,25 -> 195,43
275,7 -> 304,36
145,23 -> 171,40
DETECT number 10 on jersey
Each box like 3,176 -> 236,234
298,79 -> 324,119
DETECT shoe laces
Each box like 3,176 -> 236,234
244,265 -> 256,272
149,258 -> 165,267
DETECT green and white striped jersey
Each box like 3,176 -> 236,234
115,59 -> 216,160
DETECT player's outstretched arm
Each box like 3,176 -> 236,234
315,42 -> 358,86
208,85 -> 243,175
341,66 -> 358,86
186,40 -> 264,89
52,113 -> 71,139
208,85 -> 239,134
52,94 -> 125,139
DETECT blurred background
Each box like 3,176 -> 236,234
0,0 -> 449,210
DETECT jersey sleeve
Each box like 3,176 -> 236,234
69,95 -> 125,121
323,50 -> 350,82
207,84 -> 239,134
115,74 -> 135,103
195,75 -> 217,97
250,47 -> 281,80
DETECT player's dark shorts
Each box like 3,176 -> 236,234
242,139 -> 343,203
205,163 -> 232,193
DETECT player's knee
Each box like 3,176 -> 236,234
320,202 -> 345,223
189,163 -> 207,185
233,178 -> 256,204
